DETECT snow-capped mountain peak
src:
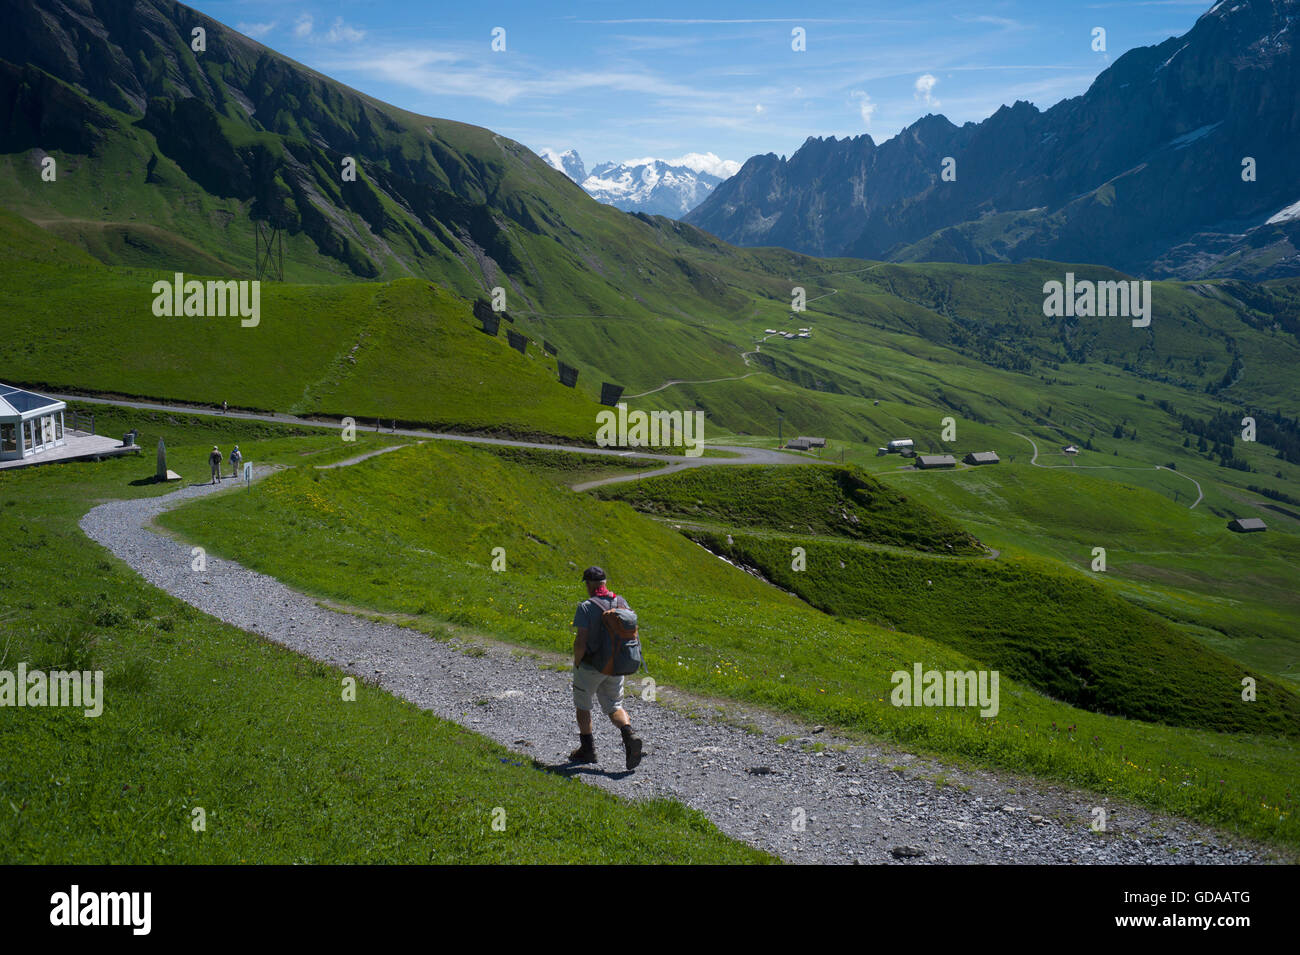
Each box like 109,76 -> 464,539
538,148 -> 587,184
582,156 -> 736,217
534,147 -> 739,218
618,152 -> 742,179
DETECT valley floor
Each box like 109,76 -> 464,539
80,476 -> 1288,864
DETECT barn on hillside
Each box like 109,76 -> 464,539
917,454 -> 957,469
1228,517 -> 1267,533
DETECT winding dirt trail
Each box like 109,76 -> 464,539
1011,432 -> 1204,508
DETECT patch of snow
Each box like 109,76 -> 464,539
1266,199 -> 1300,225
537,148 -> 587,183
1169,121 -> 1223,149
1156,44 -> 1188,72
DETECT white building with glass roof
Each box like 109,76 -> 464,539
0,383 -> 67,461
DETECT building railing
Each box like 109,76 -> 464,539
68,409 -> 95,435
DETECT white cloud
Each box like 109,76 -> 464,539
755,103 -> 765,114
914,73 -> 940,107
954,14 -> 1026,30
237,21 -> 276,39
326,17 -> 366,43
293,14 -> 313,38
616,152 -> 741,177
670,152 -> 742,177
322,47 -> 710,107
851,90 -> 877,126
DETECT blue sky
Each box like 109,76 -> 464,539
194,1 -> 1215,172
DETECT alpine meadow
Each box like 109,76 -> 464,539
1,0 -> 1298,912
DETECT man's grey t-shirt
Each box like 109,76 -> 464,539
573,593 -> 629,662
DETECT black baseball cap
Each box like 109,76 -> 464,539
581,566 -> 606,582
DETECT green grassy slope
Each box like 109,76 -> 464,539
0,24 -> 770,391
155,437 -> 1300,848
0,210 -> 605,440
0,417 -> 769,864
866,458 -> 1300,685
597,465 -> 1300,735
693,530 -> 1298,735
592,464 -> 983,554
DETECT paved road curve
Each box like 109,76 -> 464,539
52,392 -> 814,490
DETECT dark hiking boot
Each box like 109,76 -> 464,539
622,734 -> 643,771
569,734 -> 597,764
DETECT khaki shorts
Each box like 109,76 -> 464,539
572,663 -> 625,716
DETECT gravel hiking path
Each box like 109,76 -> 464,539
79,474 -> 1282,865
316,444 -> 414,469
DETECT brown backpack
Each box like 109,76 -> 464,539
587,595 -> 643,676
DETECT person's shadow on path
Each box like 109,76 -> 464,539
537,758 -> 637,781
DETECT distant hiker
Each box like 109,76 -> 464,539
569,566 -> 644,770
222,400 -> 227,414
229,444 -> 242,478
208,446 -> 222,484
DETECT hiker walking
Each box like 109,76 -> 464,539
229,444 -> 242,478
569,566 -> 644,770
208,445 -> 223,484
222,400 -> 227,414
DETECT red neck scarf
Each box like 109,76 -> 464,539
592,584 -> 616,600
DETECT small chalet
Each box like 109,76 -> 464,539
1228,517 -> 1267,533
917,454 -> 957,469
